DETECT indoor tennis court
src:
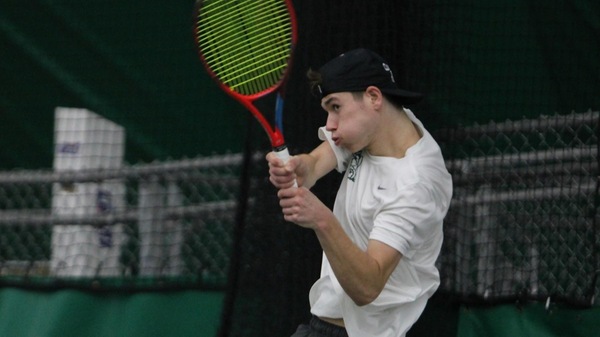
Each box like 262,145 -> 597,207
0,1 -> 599,336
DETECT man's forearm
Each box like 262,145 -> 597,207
313,216 -> 400,306
300,141 -> 337,188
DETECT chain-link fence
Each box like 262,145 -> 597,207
0,153 -> 244,290
1,110 -> 598,306
436,110 -> 599,307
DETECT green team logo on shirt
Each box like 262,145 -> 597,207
347,151 -> 363,182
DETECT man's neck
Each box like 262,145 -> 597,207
367,108 -> 421,158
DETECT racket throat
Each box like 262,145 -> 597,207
271,128 -> 286,149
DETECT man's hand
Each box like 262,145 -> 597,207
266,141 -> 337,191
277,186 -> 334,229
266,152 -> 302,189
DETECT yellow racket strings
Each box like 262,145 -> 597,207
197,0 -> 293,95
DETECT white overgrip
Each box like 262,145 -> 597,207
273,146 -> 298,187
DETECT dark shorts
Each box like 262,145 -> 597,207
290,316 -> 348,337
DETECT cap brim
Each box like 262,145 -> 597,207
381,88 -> 424,105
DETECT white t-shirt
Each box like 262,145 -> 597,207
309,108 -> 453,337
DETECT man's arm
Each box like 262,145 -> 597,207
314,216 -> 402,306
277,185 -> 402,306
272,141 -> 402,306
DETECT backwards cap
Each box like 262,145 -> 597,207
317,48 -> 423,105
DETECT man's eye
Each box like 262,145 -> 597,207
332,104 -> 340,111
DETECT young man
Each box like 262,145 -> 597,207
266,48 -> 453,337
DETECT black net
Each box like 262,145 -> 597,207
221,0 -> 600,335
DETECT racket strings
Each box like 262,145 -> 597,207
196,0 -> 293,96
200,1 -> 287,48
200,2 -> 290,90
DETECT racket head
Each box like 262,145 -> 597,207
194,0 -> 298,102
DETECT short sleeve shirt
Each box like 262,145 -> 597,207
310,109 -> 453,337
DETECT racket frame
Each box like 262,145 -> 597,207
194,0 -> 298,151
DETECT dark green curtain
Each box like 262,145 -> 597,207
0,1 -> 247,170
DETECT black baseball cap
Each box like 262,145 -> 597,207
317,48 -> 424,105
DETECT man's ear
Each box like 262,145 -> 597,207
365,86 -> 383,110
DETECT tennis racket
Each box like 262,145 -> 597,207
194,0 -> 298,164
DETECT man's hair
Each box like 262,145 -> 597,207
306,68 -> 322,97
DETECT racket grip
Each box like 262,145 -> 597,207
273,145 -> 298,187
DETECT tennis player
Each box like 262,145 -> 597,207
266,48 -> 453,337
